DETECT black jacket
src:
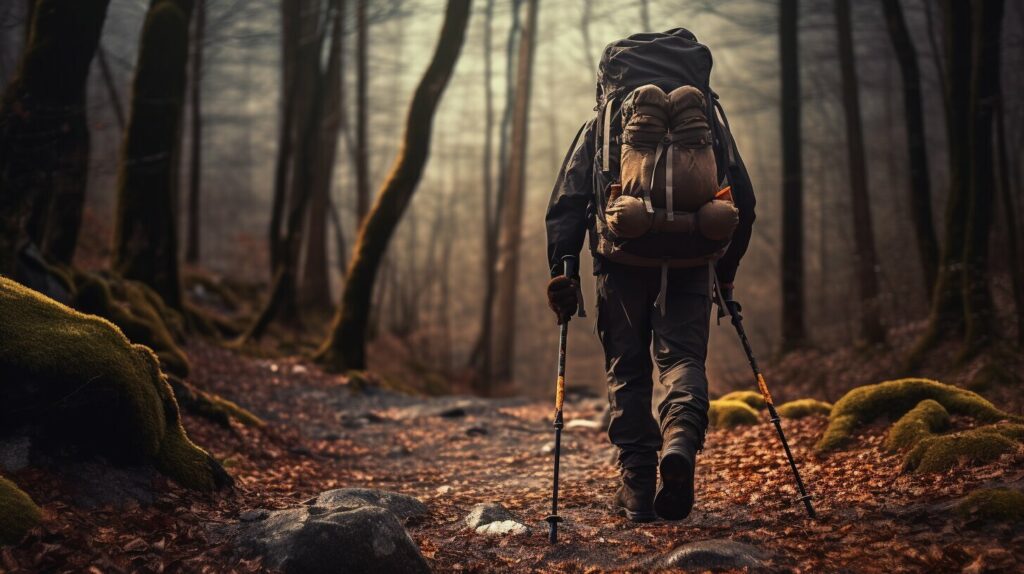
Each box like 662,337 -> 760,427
545,117 -> 756,285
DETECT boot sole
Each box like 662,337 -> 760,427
619,506 -> 658,523
655,448 -> 695,521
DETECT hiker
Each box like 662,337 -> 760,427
545,29 -> 756,523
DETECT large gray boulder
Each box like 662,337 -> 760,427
226,489 -> 431,574
311,488 -> 429,522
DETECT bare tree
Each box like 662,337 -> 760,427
113,0 -> 194,309
492,0 -> 539,384
185,0 -> 205,265
779,0 -> 805,351
316,0 -> 471,371
962,0 -> 1003,356
354,0 -> 369,222
302,0 -> 346,311
834,0 -> 885,345
881,0 -> 939,296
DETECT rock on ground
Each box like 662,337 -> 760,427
465,503 -> 530,536
657,538 -> 769,571
225,489 -> 430,574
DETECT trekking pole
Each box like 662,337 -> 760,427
545,254 -> 578,544
714,276 -> 816,519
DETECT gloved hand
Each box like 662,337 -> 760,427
547,275 -> 579,324
717,284 -> 742,320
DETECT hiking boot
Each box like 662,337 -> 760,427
655,428 -> 699,521
613,466 -> 657,523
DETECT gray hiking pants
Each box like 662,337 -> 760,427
596,264 -> 712,470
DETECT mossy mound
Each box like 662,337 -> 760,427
0,476 -> 41,546
0,276 -> 229,491
885,399 -> 950,452
71,271 -> 190,377
956,487 -> 1024,523
903,424 -> 1022,473
777,399 -> 832,419
719,390 -> 765,410
816,378 -> 1018,452
709,399 -> 760,429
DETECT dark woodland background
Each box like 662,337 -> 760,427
1,0 -> 1023,571
2,0 -> 1020,395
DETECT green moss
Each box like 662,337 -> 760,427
709,399 -> 760,428
956,488 -> 1024,523
71,271 -> 190,377
777,399 -> 833,419
167,375 -> 263,428
885,399 -> 951,452
0,476 -> 41,546
816,378 -> 1018,452
903,426 -> 1019,473
719,390 -> 765,410
0,276 -> 229,491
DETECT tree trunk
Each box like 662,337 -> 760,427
268,0 -> 301,273
184,0 -> 204,265
961,0 -> 1003,356
301,0 -> 345,311
241,5 -> 331,342
316,0 -> 471,371
354,0 -> 370,223
492,0 -> 538,384
469,0 -> 497,392
910,0 -> 973,363
779,0 -> 805,351
0,0 -> 109,274
881,0 -> 940,297
639,0 -> 651,31
113,0 -> 194,310
580,0 -> 594,72
834,0 -> 885,345
995,66 -> 1023,346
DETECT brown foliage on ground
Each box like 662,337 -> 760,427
3,342 -> 1023,572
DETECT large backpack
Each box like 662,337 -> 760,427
592,29 -> 739,269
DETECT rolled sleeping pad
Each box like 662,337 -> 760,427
697,199 -> 739,241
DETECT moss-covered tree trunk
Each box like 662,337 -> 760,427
881,0 -> 940,298
113,0 -> 194,310
961,0 -> 1003,357
835,0 -> 885,345
0,0 -> 110,275
316,0 -> 471,371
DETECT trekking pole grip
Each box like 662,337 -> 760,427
561,255 -> 578,280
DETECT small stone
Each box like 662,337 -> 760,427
0,436 -> 31,472
435,485 -> 453,495
565,418 -> 603,431
660,539 -> 768,571
439,407 -> 467,418
541,441 -> 556,455
239,509 -> 270,522
465,503 -> 530,536
291,364 -> 308,374
465,425 -> 488,437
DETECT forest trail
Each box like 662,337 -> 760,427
7,342 -> 1023,573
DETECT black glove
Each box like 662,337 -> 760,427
547,275 -> 579,324
717,285 -> 742,320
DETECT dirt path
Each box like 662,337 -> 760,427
7,343 -> 1023,572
